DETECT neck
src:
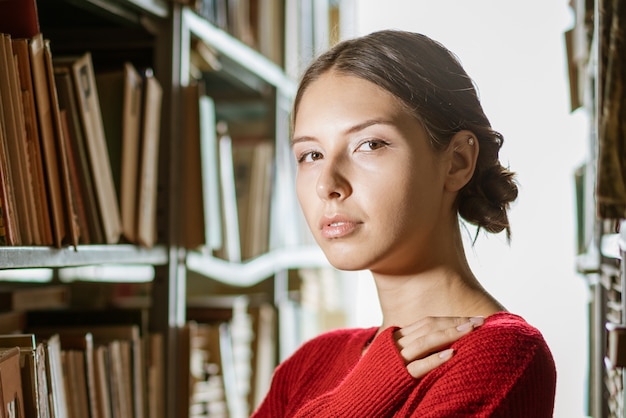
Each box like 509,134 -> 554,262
372,225 -> 504,330
373,267 -> 503,330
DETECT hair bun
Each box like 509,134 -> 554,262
458,163 -> 518,237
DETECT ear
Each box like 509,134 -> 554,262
444,130 -> 479,192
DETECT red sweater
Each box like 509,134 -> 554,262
252,312 -> 556,417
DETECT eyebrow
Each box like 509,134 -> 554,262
291,118 -> 395,147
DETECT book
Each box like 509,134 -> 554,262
216,122 -> 241,262
55,66 -> 104,244
0,284 -> 70,312
58,332 -> 98,418
42,334 -> 69,418
180,83 -> 206,250
0,34 -> 31,245
60,109 -> 92,244
93,344 -> 113,418
249,303 -> 276,410
55,52 -> 122,244
32,324 -> 145,418
146,333 -> 164,418
12,37 -> 53,246
0,0 -> 39,39
95,62 -> 144,244
136,69 -> 163,248
29,33 -> 66,247
0,79 -> 20,246
7,33 -> 42,246
199,94 -> 222,252
0,347 -> 26,418
232,139 -> 274,260
44,41 -> 81,248
0,334 -> 50,418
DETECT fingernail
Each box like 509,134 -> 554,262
439,348 -> 454,359
469,316 -> 485,327
456,322 -> 472,332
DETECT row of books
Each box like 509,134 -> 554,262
181,82 -> 274,261
185,296 -> 277,417
0,314 -> 164,418
0,281 -> 277,418
185,0 -> 284,67
0,27 -> 163,247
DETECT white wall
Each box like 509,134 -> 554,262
343,2 -> 590,417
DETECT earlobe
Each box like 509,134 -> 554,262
445,130 -> 479,192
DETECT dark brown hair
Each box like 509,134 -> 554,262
293,30 -> 518,238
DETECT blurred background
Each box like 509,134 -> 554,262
340,2 -> 590,417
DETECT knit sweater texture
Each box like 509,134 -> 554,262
251,312 -> 556,417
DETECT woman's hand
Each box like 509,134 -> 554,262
394,316 -> 484,379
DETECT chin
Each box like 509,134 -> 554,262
322,250 -> 369,272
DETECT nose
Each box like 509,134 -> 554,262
316,158 -> 351,201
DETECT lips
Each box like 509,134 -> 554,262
319,216 -> 361,239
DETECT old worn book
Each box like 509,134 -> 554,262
55,52 -> 122,244
55,66 -> 104,244
58,332 -> 98,418
45,42 -> 80,248
0,34 -> 30,246
29,33 -> 66,247
180,83 -> 205,249
0,347 -> 26,418
30,324 -> 145,418
12,37 -> 53,245
96,62 -> 144,244
42,334 -> 69,418
0,334 -> 50,418
136,70 -> 162,248
0,86 -> 19,245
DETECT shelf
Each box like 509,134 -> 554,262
69,0 -> 168,20
186,246 -> 329,287
0,245 -> 168,269
180,7 -> 297,96
122,0 -> 168,18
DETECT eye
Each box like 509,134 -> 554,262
356,140 -> 388,152
297,150 -> 324,163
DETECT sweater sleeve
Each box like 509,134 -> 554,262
291,327 -> 416,418
408,319 -> 557,418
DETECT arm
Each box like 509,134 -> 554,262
252,317 -> 482,418
292,327 -> 416,418
293,317 -> 481,418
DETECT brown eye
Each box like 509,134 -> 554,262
297,150 -> 324,163
357,140 -> 388,152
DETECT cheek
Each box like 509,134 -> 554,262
296,173 -> 317,219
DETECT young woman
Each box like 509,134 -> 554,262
252,30 -> 556,417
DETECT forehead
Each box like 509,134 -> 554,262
294,72 -> 407,127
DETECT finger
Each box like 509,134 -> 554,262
397,317 -> 484,363
395,316 -> 480,340
395,316 -> 484,350
406,348 -> 455,379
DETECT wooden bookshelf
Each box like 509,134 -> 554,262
0,0 -> 336,416
567,0 -> 626,416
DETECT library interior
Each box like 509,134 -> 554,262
0,0 -> 624,417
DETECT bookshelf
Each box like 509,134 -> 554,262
0,0 -> 333,417
567,0 -> 626,416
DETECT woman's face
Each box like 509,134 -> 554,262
292,72 -> 454,274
